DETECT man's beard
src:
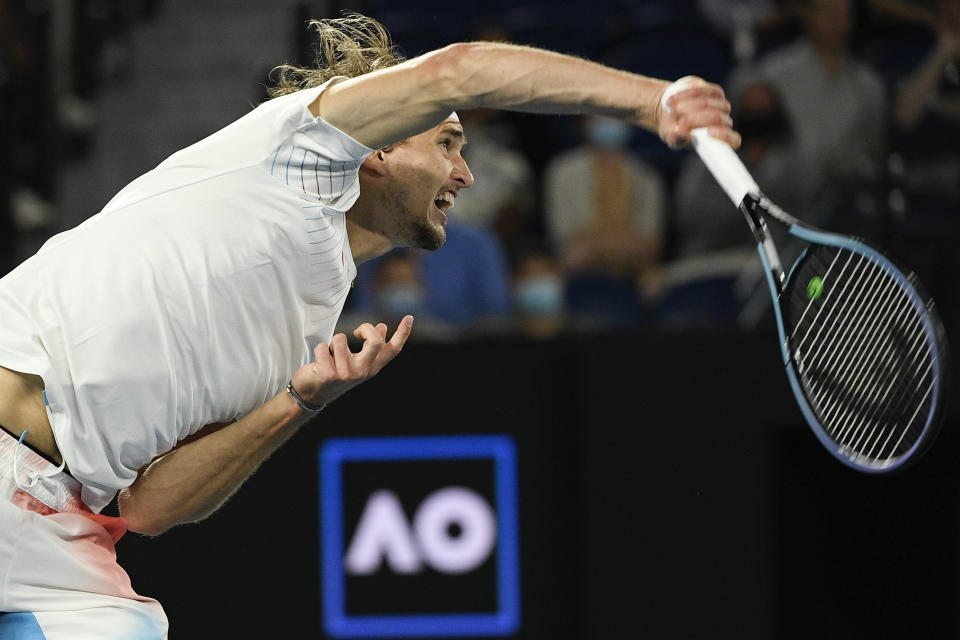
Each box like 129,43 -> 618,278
388,180 -> 446,251
409,218 -> 446,251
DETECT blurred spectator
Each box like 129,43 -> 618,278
370,250 -> 430,323
885,0 -> 960,223
868,0 -> 943,32
361,249 -> 460,341
889,0 -> 960,128
732,0 -> 888,185
697,0 -> 796,62
1,0 -> 158,271
510,242 -> 567,339
453,108 -> 537,254
543,114 -> 667,327
892,12 -> 960,130
1,0 -> 57,265
346,222 -> 513,339
418,221 -> 512,330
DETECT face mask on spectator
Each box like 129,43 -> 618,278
379,284 -> 427,318
585,117 -> 631,149
514,276 -> 563,316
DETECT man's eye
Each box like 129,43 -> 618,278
439,139 -> 450,150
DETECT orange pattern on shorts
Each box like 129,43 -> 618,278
10,488 -> 128,543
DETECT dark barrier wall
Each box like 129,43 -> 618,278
113,328 -> 960,639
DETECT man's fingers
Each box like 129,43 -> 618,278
677,106 -> 733,131
388,315 -> 414,350
352,322 -> 386,372
674,100 -> 732,126
708,126 -> 742,149
672,91 -> 729,113
664,83 -> 722,113
660,80 -> 738,150
311,341 -> 338,377
330,333 -> 353,378
677,106 -> 739,148
364,316 -> 413,375
313,341 -> 332,364
352,322 -> 381,342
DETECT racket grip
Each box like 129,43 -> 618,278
659,78 -> 759,206
690,128 -> 759,207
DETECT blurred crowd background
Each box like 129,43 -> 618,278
4,3 -> 959,637
2,0 -> 958,343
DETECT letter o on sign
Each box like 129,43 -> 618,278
413,487 -> 497,574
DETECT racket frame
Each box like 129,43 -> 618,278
658,83 -> 948,471
743,192 -> 948,472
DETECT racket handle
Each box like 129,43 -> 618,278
689,128 -> 759,207
659,78 -> 759,206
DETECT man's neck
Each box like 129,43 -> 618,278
346,220 -> 392,264
345,194 -> 394,264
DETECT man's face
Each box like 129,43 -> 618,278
379,117 -> 474,250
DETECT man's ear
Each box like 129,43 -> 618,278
361,149 -> 389,177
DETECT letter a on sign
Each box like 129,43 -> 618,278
344,490 -> 422,575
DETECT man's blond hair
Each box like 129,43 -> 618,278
268,14 -> 405,98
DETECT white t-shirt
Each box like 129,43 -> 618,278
0,80 -> 374,511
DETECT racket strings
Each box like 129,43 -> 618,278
797,254 -> 886,381
815,311 -> 931,462
809,284 -> 932,460
812,292 -> 920,455
866,374 -> 933,461
833,307 -> 932,448
810,272 -> 931,457
792,249 -> 855,355
796,253 -> 903,411
807,262 -> 917,427
828,287 -> 931,445
786,246 -> 936,464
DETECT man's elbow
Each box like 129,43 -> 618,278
121,512 -> 172,538
117,489 -> 175,537
417,42 -> 485,108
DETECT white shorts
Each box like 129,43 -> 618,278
0,429 -> 168,639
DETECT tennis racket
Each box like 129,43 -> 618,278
662,83 -> 950,473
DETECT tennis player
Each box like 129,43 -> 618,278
0,15 -> 739,639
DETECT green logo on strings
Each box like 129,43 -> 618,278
807,276 -> 824,300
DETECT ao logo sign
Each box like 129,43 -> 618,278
345,487 -> 497,575
320,435 -> 520,638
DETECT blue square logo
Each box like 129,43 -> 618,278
319,435 -> 520,637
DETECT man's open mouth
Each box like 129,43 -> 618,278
434,191 -> 455,212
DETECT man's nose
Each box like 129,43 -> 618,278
452,156 -> 475,188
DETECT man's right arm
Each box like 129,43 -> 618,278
119,318 -> 413,536
312,41 -> 739,151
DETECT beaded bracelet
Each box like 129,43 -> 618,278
286,380 -> 326,414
